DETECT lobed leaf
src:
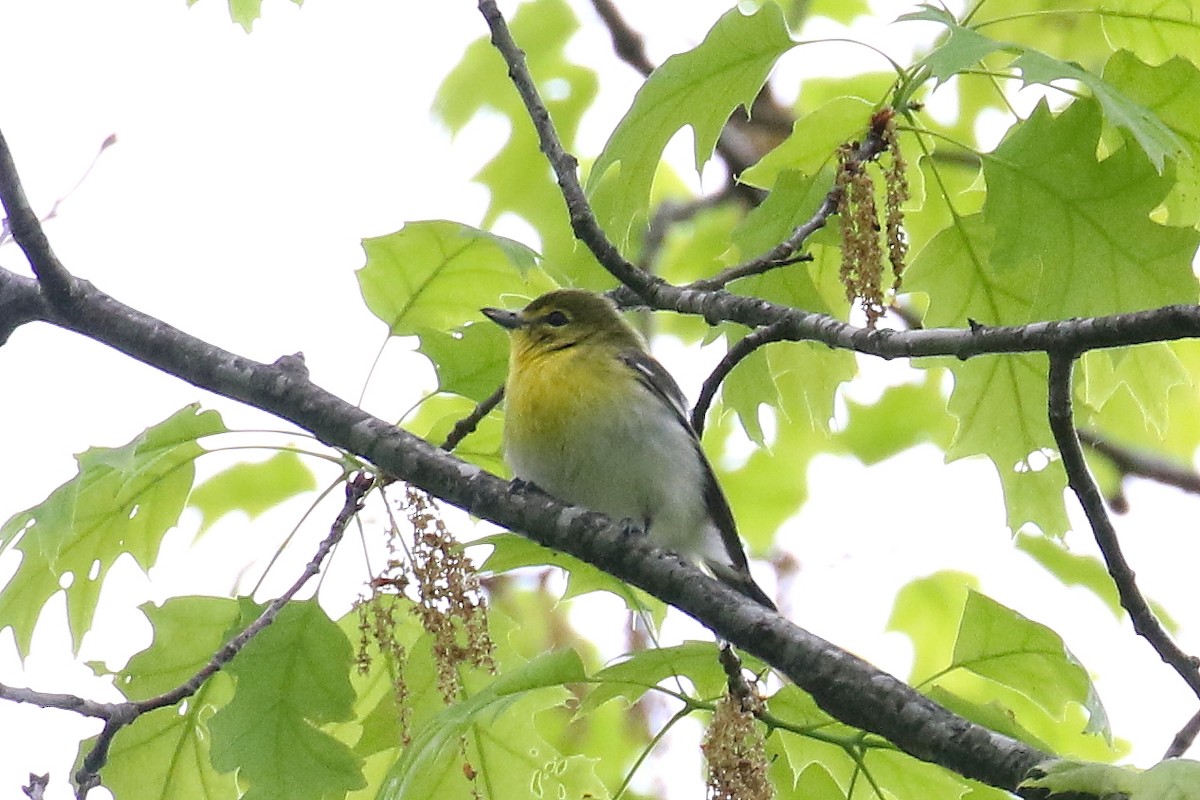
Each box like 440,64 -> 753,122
356,220 -> 543,338
208,599 -> 364,800
953,591 -> 1108,735
0,404 -> 225,655
587,3 -> 796,247
79,596 -> 242,800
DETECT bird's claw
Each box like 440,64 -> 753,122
619,517 -> 646,537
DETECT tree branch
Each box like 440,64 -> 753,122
0,150 -> 1046,792
1046,353 -> 1200,701
1165,706 -> 1200,759
441,385 -> 505,452
691,320 -> 792,436
477,0 -> 659,301
0,129 -> 76,307
1080,429 -> 1200,497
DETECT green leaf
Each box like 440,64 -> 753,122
887,571 -> 978,684
416,321 -> 509,403
731,168 -> 835,259
909,93 -> 1200,531
905,9 -> 1184,170
583,641 -> 731,713
1082,344 -> 1190,438
356,220 -> 543,338
1137,758 -> 1200,799
403,394 -> 505,474
953,590 -> 1108,735
740,96 -> 874,188
890,575 -> 1122,759
189,450 -> 318,535
1104,51 -> 1200,227
0,404 -> 225,655
381,648 -> 603,800
185,0 -> 303,33
985,99 -> 1197,311
587,3 -> 796,246
924,685 -> 1053,753
946,350 -> 1069,537
1009,51 -> 1183,173
1016,531 -> 1178,631
901,6 -> 1005,85
1101,0 -> 1200,71
208,599 -> 364,800
833,374 -> 955,464
791,764 -> 846,800
81,596 -> 241,800
478,533 -> 660,619
1015,533 -> 1123,620
903,216 -> 1061,536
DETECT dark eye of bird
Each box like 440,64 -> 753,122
544,310 -> 569,327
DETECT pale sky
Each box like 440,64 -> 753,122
1,1 -> 1198,798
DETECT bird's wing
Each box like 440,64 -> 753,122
618,349 -> 752,575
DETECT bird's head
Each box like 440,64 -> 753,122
482,289 -> 642,357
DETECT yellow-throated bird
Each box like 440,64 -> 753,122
482,289 -> 775,610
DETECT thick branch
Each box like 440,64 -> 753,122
1046,353 -> 1200,700
0,269 -> 1043,793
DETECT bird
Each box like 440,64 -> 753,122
482,288 -> 775,610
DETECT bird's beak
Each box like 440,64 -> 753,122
481,306 -> 524,330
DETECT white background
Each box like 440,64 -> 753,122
1,1 -> 1198,798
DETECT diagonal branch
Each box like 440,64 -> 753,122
1046,352 -> 1200,701
477,0 -> 658,302
1079,429 -> 1200,497
1165,706 -> 1200,759
0,129 -> 76,306
691,319 -> 792,436
0,143 -> 1047,791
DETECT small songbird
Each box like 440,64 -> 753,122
482,289 -> 775,610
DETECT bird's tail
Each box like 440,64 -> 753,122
708,561 -> 777,611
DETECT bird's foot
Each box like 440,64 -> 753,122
509,477 -> 539,494
618,517 -> 647,537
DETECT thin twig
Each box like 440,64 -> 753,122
478,0 -> 659,301
23,774 -> 49,800
691,320 -> 792,436
441,386 -> 505,452
1046,353 -> 1200,700
717,641 -> 756,705
691,121 -> 892,292
72,472 -> 375,796
0,685 -> 116,718
1165,706 -> 1200,759
589,0 -> 654,76
41,133 -> 117,226
1079,429 -> 1200,496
